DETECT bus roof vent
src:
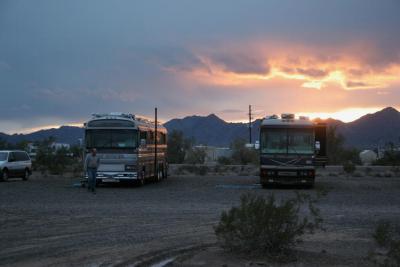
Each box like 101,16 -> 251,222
299,116 -> 309,120
281,113 -> 295,120
109,112 -> 123,116
266,114 -> 279,120
91,113 -> 135,120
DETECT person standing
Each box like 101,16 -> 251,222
85,148 -> 100,194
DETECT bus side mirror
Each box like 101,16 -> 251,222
254,141 -> 260,150
315,141 -> 320,152
140,139 -> 147,148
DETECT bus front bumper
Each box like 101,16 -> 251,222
260,167 -> 315,185
84,172 -> 138,183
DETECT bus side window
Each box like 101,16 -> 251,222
140,131 -> 147,146
158,133 -> 166,144
148,131 -> 154,145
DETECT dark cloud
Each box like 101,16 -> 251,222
210,52 -> 270,75
148,47 -> 211,73
220,109 -> 244,114
280,67 -> 328,78
0,0 -> 399,132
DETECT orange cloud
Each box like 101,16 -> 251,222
163,40 -> 400,91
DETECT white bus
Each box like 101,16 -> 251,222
259,113 -> 326,188
82,112 -> 167,186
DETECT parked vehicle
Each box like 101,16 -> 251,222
82,112 -> 168,186
259,114 -> 326,188
0,151 -> 32,181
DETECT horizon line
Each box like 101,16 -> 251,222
1,106 -> 397,135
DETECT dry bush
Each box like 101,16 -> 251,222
215,192 -> 324,261
370,221 -> 400,267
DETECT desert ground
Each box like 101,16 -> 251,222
1,172 -> 399,266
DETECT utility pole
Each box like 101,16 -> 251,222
248,105 -> 252,144
154,107 -> 158,178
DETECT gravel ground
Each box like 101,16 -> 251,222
1,174 -> 400,266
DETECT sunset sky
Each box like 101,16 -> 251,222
1,0 -> 400,133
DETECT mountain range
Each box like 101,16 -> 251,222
1,107 -> 400,149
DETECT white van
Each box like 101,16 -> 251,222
0,151 -> 32,181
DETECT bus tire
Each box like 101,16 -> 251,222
156,167 -> 163,182
161,165 -> 166,179
138,170 -> 145,186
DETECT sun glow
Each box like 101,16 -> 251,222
166,42 -> 400,91
19,122 -> 84,134
298,107 -> 385,123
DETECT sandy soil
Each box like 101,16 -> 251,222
0,174 -> 399,266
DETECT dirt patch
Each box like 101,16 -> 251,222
170,244 -> 373,267
0,174 -> 399,266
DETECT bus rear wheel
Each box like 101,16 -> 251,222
156,167 -> 163,182
138,170 -> 145,186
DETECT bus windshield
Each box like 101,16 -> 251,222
85,129 -> 138,149
261,128 -> 314,155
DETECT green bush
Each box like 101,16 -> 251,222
371,221 -> 400,267
231,139 -> 259,165
184,147 -> 206,164
343,161 -> 356,174
196,165 -> 208,176
34,138 -> 73,175
217,156 -> 233,165
214,193 -> 324,260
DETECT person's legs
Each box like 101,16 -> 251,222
87,170 -> 93,191
88,169 -> 96,192
92,169 -> 97,193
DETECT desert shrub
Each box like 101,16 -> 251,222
167,130 -> 192,164
179,165 -> 195,174
352,171 -> 364,177
373,144 -> 400,167
374,221 -> 392,247
231,138 -> 259,165
214,193 -> 324,260
326,126 -> 361,164
370,221 -> 400,266
49,148 -> 71,175
392,167 -> 400,175
184,147 -> 206,164
176,165 -> 208,175
365,167 -> 373,176
196,165 -> 208,176
72,162 -> 84,177
343,161 -> 356,174
217,156 -> 233,165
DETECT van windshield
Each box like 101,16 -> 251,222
0,152 -> 7,161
